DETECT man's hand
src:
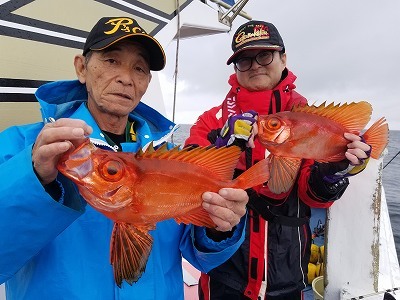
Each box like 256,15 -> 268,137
201,188 -> 248,232
32,118 -> 93,185
344,132 -> 371,165
215,111 -> 258,150
322,132 -> 372,183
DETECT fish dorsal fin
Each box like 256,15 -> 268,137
136,145 -> 242,181
292,101 -> 372,133
110,222 -> 153,287
175,207 -> 216,228
268,155 -> 301,194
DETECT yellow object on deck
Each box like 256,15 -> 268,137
312,276 -> 324,300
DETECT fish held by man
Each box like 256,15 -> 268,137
257,101 -> 389,194
57,140 -> 270,287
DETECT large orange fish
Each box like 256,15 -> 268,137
57,141 -> 270,287
257,101 -> 388,194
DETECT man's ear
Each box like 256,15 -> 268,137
280,53 -> 287,67
148,72 -> 152,83
74,54 -> 86,84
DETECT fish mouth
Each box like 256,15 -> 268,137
57,141 -> 96,181
60,156 -> 93,181
80,184 -> 132,211
259,128 -> 288,145
105,185 -> 122,198
273,128 -> 290,144
99,185 -> 130,209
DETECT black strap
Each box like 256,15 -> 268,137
268,90 -> 282,114
273,90 -> 282,113
245,147 -> 253,170
248,197 -> 309,227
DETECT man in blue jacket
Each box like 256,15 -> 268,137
0,17 -> 249,300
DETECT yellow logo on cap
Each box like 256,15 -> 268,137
235,24 -> 270,48
104,18 -> 145,35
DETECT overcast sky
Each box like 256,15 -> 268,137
159,0 -> 400,130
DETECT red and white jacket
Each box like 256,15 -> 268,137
185,69 -> 348,299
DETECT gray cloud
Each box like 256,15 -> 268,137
161,0 -> 400,129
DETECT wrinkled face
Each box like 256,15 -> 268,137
234,49 -> 286,91
76,40 -> 152,119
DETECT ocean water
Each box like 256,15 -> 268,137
383,130 -> 400,260
171,125 -> 400,261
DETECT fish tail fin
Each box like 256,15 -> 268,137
362,118 -> 389,159
233,158 -> 270,190
110,222 -> 153,287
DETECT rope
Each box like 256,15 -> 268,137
171,0 -> 181,144
383,150 -> 400,169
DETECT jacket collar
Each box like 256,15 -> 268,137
35,80 -> 178,151
225,68 -> 298,115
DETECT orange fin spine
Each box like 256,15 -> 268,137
292,101 -> 372,133
362,117 -> 389,159
137,145 -> 242,181
110,222 -> 153,287
174,207 -> 216,228
233,158 -> 270,190
268,156 -> 301,194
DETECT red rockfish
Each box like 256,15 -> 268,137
257,101 -> 388,194
57,141 -> 270,287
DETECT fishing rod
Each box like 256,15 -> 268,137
383,150 -> 400,169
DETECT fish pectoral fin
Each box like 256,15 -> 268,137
175,207 -> 216,228
110,222 -> 153,287
268,156 -> 301,194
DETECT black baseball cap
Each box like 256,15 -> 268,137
83,17 -> 166,71
227,20 -> 285,65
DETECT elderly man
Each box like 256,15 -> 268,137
0,17 -> 248,300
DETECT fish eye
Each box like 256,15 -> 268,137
267,117 -> 281,129
99,159 -> 124,182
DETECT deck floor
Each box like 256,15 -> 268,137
182,261 -> 315,300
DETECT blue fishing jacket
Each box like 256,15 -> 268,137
0,80 -> 245,300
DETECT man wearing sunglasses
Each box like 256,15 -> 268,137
185,20 -> 371,299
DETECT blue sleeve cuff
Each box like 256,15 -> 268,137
43,179 -> 65,204
193,213 -> 246,252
